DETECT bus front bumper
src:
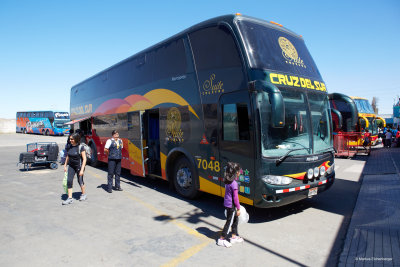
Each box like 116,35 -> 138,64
254,172 -> 335,208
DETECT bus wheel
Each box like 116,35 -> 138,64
23,129 -> 27,134
45,130 -> 49,136
50,162 -> 58,169
89,142 -> 99,167
173,156 -> 199,199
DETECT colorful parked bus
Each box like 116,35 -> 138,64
69,14 -> 335,208
16,111 -> 70,136
351,97 -> 386,145
329,94 -> 386,148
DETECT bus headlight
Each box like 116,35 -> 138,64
307,168 -> 313,179
326,163 -> 335,174
313,167 -> 319,178
320,166 -> 326,176
262,175 -> 292,185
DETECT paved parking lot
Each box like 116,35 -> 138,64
0,133 -> 367,266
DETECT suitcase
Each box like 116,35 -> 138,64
47,144 -> 59,162
19,152 -> 35,164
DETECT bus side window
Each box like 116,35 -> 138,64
152,38 -> 187,81
222,103 -> 250,141
189,25 -> 245,97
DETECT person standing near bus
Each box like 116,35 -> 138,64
396,127 -> 400,147
104,130 -> 123,193
217,162 -> 244,248
385,129 -> 393,148
363,129 -> 371,151
63,133 -> 87,205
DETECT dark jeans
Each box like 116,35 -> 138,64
108,159 -> 121,190
67,165 -> 84,189
385,139 -> 392,148
221,207 -> 239,238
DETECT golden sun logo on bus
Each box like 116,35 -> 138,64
166,107 -> 184,143
278,37 -> 306,68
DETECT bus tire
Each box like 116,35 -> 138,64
89,142 -> 99,167
45,129 -> 49,136
23,129 -> 27,134
50,162 -> 58,169
173,156 -> 199,199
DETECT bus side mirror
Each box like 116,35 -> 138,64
252,81 -> 285,128
331,108 -> 343,130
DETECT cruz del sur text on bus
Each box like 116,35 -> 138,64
71,104 -> 93,117
269,73 -> 327,91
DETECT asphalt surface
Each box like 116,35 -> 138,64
0,133 -> 375,266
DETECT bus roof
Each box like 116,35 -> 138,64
71,14 -> 302,89
16,110 -> 69,113
350,96 -> 368,100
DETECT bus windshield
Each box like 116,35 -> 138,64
360,116 -> 378,134
259,89 -> 332,157
236,19 -> 322,80
54,120 -> 70,129
353,99 -> 374,114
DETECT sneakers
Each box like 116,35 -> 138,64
62,198 -> 73,205
114,186 -> 123,191
79,194 -> 87,201
217,238 -> 232,248
230,236 -> 244,244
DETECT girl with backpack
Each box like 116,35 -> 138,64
62,132 -> 87,205
217,162 -> 244,248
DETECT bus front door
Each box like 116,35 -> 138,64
218,91 -> 254,204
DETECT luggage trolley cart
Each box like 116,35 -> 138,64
18,142 -> 59,171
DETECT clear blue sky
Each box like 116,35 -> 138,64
0,0 -> 399,119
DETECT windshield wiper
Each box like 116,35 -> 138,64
276,148 -> 311,165
320,147 -> 336,155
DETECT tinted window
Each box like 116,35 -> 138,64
153,39 -> 187,80
223,103 -> 250,141
127,112 -> 142,140
237,19 -> 322,79
131,54 -> 152,87
93,114 -> 128,138
190,26 -> 242,71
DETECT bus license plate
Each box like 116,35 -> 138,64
308,187 -> 318,198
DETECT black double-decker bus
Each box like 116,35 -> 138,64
69,14 -> 335,207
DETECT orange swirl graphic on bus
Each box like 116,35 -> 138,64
92,88 -> 199,119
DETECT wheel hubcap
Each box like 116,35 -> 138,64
177,167 -> 192,189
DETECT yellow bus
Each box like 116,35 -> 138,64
350,96 -> 386,145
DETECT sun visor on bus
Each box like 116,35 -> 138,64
328,93 -> 358,130
64,116 -> 90,125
